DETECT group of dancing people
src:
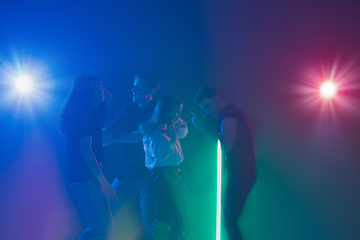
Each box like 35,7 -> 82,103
58,72 -> 257,240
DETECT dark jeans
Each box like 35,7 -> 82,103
68,179 -> 116,240
80,175 -> 150,239
141,165 -> 190,240
223,173 -> 256,240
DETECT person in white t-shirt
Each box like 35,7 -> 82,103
139,94 -> 189,240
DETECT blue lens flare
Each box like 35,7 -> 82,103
0,55 -> 55,118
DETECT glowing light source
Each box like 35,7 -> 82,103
216,139 -> 222,240
320,81 -> 336,98
15,76 -> 33,93
292,57 -> 360,122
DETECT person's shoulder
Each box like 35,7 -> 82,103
222,103 -> 239,114
229,103 -> 245,113
221,103 -> 245,120
64,106 -> 94,134
226,102 -> 240,110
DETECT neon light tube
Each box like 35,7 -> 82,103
216,139 -> 222,240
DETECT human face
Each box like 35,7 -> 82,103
199,96 -> 221,118
132,77 -> 151,104
167,104 -> 183,123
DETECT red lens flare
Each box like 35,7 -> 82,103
291,57 -> 360,117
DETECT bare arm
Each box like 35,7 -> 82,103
103,130 -> 143,146
219,117 -> 237,153
175,118 -> 188,139
79,136 -> 117,200
111,130 -> 143,143
190,109 -> 218,145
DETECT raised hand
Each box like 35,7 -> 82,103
165,123 -> 178,143
189,108 -> 205,130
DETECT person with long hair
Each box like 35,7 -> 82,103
139,94 -> 189,240
59,74 -> 117,240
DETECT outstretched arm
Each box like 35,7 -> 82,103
103,130 -> 143,146
218,117 -> 237,153
80,136 -> 117,200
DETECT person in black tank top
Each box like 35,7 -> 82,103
191,86 -> 256,240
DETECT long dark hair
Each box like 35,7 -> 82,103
58,74 -> 102,134
140,94 -> 183,136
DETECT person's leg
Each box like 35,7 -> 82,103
223,184 -> 243,240
68,179 -> 116,240
79,176 -> 149,238
169,175 -> 189,240
169,205 -> 185,240
142,169 -> 178,240
109,177 -> 148,215
140,187 -> 155,240
223,175 -> 255,240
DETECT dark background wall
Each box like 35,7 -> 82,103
1,0 -> 360,239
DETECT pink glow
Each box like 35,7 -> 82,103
320,81 -> 336,99
291,57 -> 360,117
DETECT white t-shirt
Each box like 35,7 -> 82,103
143,119 -> 188,170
